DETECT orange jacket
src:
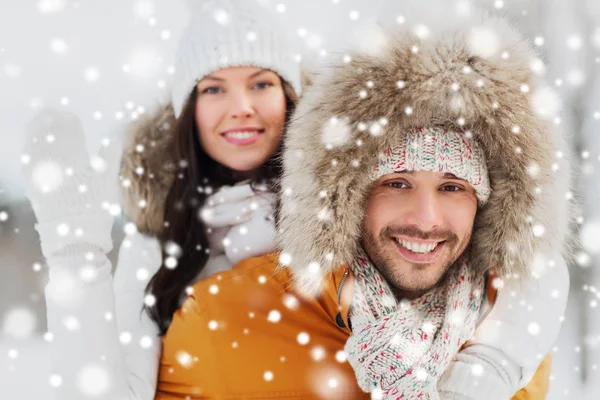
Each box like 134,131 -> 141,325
155,254 -> 550,399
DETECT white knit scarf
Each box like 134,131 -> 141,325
345,249 -> 485,399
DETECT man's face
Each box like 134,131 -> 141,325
361,170 -> 478,299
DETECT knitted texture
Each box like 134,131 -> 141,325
371,127 -> 491,205
171,0 -> 302,117
22,109 -> 120,257
345,250 -> 485,399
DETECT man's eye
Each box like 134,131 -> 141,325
388,182 -> 408,189
441,185 -> 461,192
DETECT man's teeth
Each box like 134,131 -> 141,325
224,130 -> 260,139
396,239 -> 439,254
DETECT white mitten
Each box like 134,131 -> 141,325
200,183 -> 277,264
22,108 -> 122,260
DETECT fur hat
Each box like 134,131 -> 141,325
277,9 -> 573,286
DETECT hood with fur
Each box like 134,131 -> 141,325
119,103 -> 178,237
278,12 -> 573,285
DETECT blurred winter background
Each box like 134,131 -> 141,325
0,0 -> 599,398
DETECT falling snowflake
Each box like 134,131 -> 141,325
567,35 -> 583,50
267,310 -> 282,323
580,221 -> 600,254
311,346 -> 326,361
84,67 -> 100,82
352,21 -> 388,57
144,294 -> 156,307
7,349 -> 18,360
37,0 -> 66,13
306,34 -> 322,49
576,252 -> 591,267
31,160 -> 64,193
531,87 -> 561,118
468,26 -> 500,58
176,351 -> 194,368
263,370 -> 274,381
163,241 -> 182,257
472,363 -> 484,376
140,336 -> 153,348
371,388 -> 384,400
78,364 -> 111,396
63,316 -> 80,331
4,63 -> 22,78
279,253 -> 292,266
322,117 -> 351,148
119,332 -> 132,345
335,350 -> 347,363
50,38 -> 68,54
126,46 -> 161,79
282,294 -> 299,310
3,307 -> 37,339
492,277 -> 505,289
209,284 -> 219,295
49,374 -> 63,387
133,1 -> 155,19
567,68 -> 586,87
528,322 -> 541,336
246,31 -> 258,42
414,368 -> 428,381
297,332 -> 310,345
308,262 -> 320,276
532,224 -> 546,237
164,256 -> 178,269
124,222 -> 137,235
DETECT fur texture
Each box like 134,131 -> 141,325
278,13 -> 573,285
119,103 -> 178,237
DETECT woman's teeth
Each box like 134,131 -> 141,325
224,130 -> 260,139
396,239 -> 439,254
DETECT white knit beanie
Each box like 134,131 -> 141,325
371,127 -> 492,205
171,0 -> 302,117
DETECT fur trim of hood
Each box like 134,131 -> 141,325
278,11 -> 573,285
119,103 -> 178,237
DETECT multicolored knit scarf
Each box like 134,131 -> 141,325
345,249 -> 485,399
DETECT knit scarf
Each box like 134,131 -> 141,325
345,249 -> 485,399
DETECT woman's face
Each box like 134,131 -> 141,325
195,67 -> 287,174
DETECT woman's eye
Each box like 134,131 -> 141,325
202,87 -> 221,94
254,81 -> 273,90
388,182 -> 408,189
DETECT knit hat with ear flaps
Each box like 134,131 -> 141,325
171,0 -> 302,117
277,10 -> 573,288
372,127 -> 491,205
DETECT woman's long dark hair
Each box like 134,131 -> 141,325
146,80 -> 298,335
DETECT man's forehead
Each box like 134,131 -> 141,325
384,170 -> 468,182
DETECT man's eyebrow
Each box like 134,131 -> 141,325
393,170 -> 468,182
442,172 -> 467,182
